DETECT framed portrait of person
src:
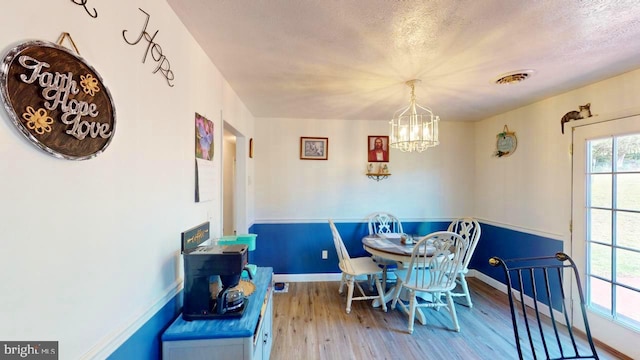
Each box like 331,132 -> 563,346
300,137 -> 328,160
367,135 -> 389,162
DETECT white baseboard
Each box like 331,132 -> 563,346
470,270 -> 562,323
81,280 -> 184,360
274,273 -> 342,282
470,269 -> 508,292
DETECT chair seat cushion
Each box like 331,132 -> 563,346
342,257 -> 384,276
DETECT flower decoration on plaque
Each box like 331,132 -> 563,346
494,125 -> 517,158
22,106 -> 54,135
0,39 -> 116,160
80,74 -> 101,96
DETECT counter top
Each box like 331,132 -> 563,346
162,267 -> 273,341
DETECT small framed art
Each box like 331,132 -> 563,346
300,137 -> 328,160
367,135 -> 389,162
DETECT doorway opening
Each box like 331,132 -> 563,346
222,127 -> 236,236
222,119 -> 249,237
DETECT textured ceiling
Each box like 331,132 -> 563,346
167,0 -> 640,122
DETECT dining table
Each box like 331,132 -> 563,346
362,233 -> 436,325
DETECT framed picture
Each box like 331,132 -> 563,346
195,113 -> 214,161
300,137 -> 328,160
249,138 -> 254,158
368,135 -> 389,162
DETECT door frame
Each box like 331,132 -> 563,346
222,118 -> 249,235
571,114 -> 640,358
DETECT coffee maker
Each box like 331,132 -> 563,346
182,243 -> 250,320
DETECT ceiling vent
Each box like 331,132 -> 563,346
494,70 -> 536,85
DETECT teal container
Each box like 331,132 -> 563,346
217,234 -> 257,251
218,235 -> 238,242
236,234 -> 257,251
242,264 -> 257,279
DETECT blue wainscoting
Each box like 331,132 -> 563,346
110,221 -> 563,358
468,223 -> 564,310
107,293 -> 182,360
248,221 -> 450,274
469,223 -> 563,282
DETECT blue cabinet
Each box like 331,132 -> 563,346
162,267 -> 273,359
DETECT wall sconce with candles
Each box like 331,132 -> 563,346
366,163 -> 390,181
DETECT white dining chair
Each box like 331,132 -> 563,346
391,231 -> 468,334
329,219 -> 387,314
447,217 -> 481,307
366,212 -> 404,286
367,212 -> 404,235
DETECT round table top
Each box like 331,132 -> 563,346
362,234 -> 434,263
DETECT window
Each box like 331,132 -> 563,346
585,133 -> 640,330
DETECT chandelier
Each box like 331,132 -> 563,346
389,79 -> 439,152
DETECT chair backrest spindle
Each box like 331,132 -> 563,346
367,212 -> 403,235
447,217 -> 481,270
488,253 -> 600,360
329,219 -> 354,274
403,231 -> 468,293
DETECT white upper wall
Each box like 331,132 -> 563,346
474,68 -> 640,240
254,66 -> 640,237
0,1 -> 254,358
254,118 -> 475,222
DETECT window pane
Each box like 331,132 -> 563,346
589,174 -> 611,208
615,248 -> 640,287
616,211 -> 640,250
616,285 -> 640,328
589,208 -> 611,244
590,138 -> 612,173
589,243 -> 611,279
617,174 -> 640,211
589,276 -> 611,315
616,134 -> 640,172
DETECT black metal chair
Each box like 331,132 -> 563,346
489,252 -> 599,360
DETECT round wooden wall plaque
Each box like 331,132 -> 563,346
0,40 -> 116,160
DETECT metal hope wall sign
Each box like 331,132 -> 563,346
0,40 -> 116,160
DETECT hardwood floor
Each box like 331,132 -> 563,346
271,278 -> 627,360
